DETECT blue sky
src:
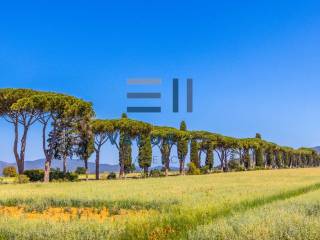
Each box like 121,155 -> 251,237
1,1 -> 320,165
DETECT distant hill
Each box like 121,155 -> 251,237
0,159 -> 119,176
313,146 -> 320,153
0,159 -> 180,176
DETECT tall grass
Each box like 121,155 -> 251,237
187,189 -> 320,240
0,197 -> 179,212
0,168 -> 319,239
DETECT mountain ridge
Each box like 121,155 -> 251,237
0,159 -> 179,175
0,159 -> 120,175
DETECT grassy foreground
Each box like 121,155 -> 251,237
188,189 -> 320,240
0,168 -> 319,239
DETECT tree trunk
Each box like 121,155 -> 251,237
20,126 -> 28,170
165,167 -> 169,177
179,158 -> 185,175
95,148 -> 100,180
44,159 -> 51,182
198,151 -> 202,168
162,157 -> 169,177
63,156 -> 67,174
84,159 -> 89,181
42,123 -> 52,183
13,121 -> 21,173
119,144 -> 125,178
223,157 -> 229,172
119,162 -> 125,178
143,166 -> 148,176
13,121 -> 28,174
217,151 -> 224,171
17,160 -> 24,175
221,150 -> 227,172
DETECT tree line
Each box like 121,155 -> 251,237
0,88 -> 319,182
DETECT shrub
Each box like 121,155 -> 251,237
99,173 -> 109,180
200,165 -> 210,174
65,172 -> 79,182
253,166 -> 266,171
107,172 -> 117,180
125,164 -> 136,174
50,168 -> 79,182
2,166 -> 17,177
140,172 -> 148,178
24,169 -> 79,182
228,160 -> 245,172
149,169 -> 165,177
212,169 -> 223,174
14,174 -> 30,184
187,162 -> 201,175
50,168 -> 65,181
75,167 -> 86,175
24,169 -> 44,182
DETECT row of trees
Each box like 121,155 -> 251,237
0,89 -> 93,182
1,88 -> 319,181
92,117 -> 320,178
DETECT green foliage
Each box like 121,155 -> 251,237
205,147 -> 214,170
14,174 -> 30,184
140,172 -> 149,178
151,126 -> 183,175
160,140 -> 171,173
75,167 -> 86,175
228,159 -> 245,171
125,164 -> 136,174
107,172 -> 117,180
200,165 -> 210,174
76,124 -> 94,162
180,121 -> 187,131
0,88 -> 43,115
91,119 -> 116,135
149,169 -> 165,177
275,151 -> 283,168
76,120 -> 94,180
266,151 -> 275,167
284,152 -> 291,167
255,133 -> 262,139
177,121 -> 189,173
119,132 -> 132,175
115,118 -> 151,137
255,147 -> 264,167
24,169 -> 78,182
66,173 -> 79,182
2,166 -> 17,177
24,169 -> 45,182
50,168 -> 79,182
243,148 -> 251,169
49,168 -> 64,181
187,162 -> 201,175
48,117 -> 75,163
138,134 -> 152,174
190,140 -> 200,168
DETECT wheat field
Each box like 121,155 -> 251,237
0,168 -> 319,239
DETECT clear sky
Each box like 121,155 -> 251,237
1,1 -> 320,165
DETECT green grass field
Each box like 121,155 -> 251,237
0,168 -> 319,240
